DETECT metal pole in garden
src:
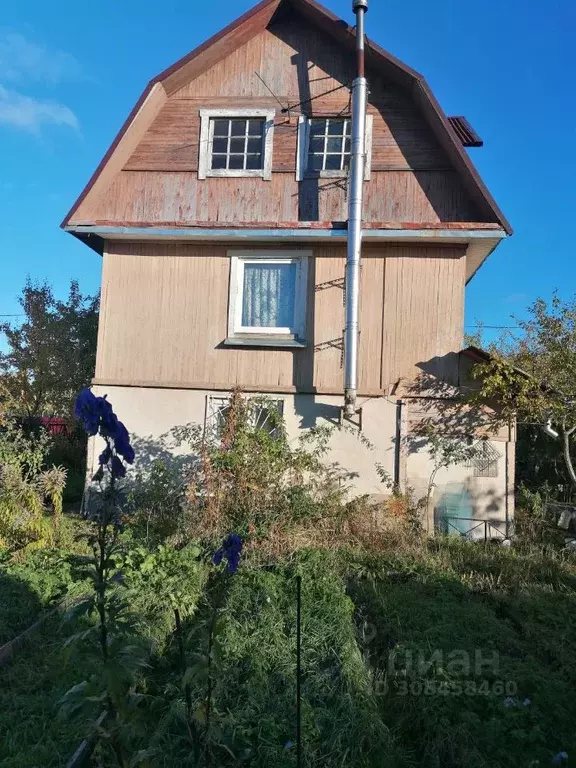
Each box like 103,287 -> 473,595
296,574 -> 302,768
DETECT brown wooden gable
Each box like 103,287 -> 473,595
63,0 -> 510,234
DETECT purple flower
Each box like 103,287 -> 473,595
74,388 -> 135,474
98,398 -> 119,438
74,388 -> 100,436
111,456 -> 127,479
99,445 -> 112,465
552,753 -> 568,766
212,533 -> 243,574
114,422 -> 135,464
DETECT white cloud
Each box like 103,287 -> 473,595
0,85 -> 78,133
0,30 -> 86,85
503,293 -> 528,305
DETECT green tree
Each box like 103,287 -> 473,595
471,293 -> 576,498
0,279 -> 99,417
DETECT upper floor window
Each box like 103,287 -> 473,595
308,118 -> 351,172
211,118 -> 265,171
225,249 -> 310,347
296,114 -> 373,180
198,109 -> 275,180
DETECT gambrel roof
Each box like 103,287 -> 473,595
62,0 -> 511,235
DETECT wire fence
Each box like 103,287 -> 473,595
436,516 -> 512,542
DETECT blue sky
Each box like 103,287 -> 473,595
0,0 -> 573,343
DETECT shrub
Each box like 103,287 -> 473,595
127,459 -> 189,546
46,428 -> 87,504
0,419 -> 66,552
168,391 -> 358,555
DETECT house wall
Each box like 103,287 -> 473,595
88,384 -> 511,528
94,241 -> 466,394
405,440 -> 512,538
70,14 -> 485,227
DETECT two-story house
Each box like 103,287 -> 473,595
63,0 -> 514,535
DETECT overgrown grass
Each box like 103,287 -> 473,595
349,539 -> 576,768
2,534 -> 576,767
0,612 -> 100,768
0,542 -> 89,644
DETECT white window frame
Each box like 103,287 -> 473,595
198,108 -> 275,180
227,249 -> 310,342
296,114 -> 373,181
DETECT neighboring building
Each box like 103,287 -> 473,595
63,0 -> 513,536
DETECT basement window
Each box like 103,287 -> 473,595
225,250 -> 309,348
207,395 -> 285,439
296,115 -> 373,180
465,440 -> 502,478
198,109 -> 275,180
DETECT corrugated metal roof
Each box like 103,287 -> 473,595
448,116 -> 483,147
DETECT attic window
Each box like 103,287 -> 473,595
296,115 -> 373,180
198,108 -> 275,180
308,118 -> 351,172
211,118 -> 264,171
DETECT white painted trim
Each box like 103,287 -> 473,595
70,225 -> 507,244
227,249 -> 310,342
64,224 -> 508,243
295,115 -> 373,180
364,114 -> 373,181
296,116 -> 309,182
197,108 -> 275,180
227,248 -> 314,258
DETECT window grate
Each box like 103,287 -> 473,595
464,440 -> 501,478
206,396 -> 284,439
210,118 -> 265,171
307,118 -> 351,172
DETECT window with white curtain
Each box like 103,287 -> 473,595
227,250 -> 309,346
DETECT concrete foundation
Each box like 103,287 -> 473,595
89,385 -> 512,536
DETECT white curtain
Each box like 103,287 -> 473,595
242,263 -> 296,328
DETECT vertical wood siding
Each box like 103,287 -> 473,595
381,247 -> 465,387
95,242 -> 465,394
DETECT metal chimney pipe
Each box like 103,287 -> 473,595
344,0 -> 368,418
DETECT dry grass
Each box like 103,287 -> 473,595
241,495 -> 425,568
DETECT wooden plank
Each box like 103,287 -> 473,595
69,83 -> 167,224
66,711 -> 108,768
161,0 -> 281,95
171,17 -> 354,101
119,23 -> 477,226
63,0 -> 507,235
91,169 -> 478,225
381,246 -> 466,388
358,256 -> 385,393
98,242 -> 467,395
124,28 -> 455,176
311,247 -> 346,391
